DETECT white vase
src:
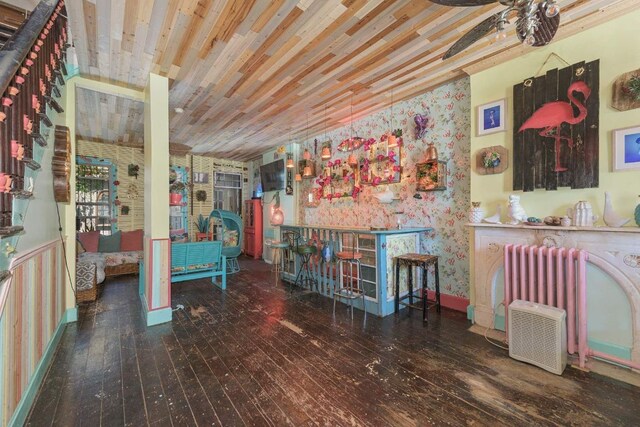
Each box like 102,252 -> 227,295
469,202 -> 484,223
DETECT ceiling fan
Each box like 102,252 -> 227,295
432,0 -> 561,59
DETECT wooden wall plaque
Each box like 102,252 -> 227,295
612,69 -> 640,111
52,125 -> 71,203
513,60 -> 599,192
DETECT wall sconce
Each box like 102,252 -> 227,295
295,173 -> 302,182
286,153 -> 294,168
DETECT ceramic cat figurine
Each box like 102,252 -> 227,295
508,194 -> 527,225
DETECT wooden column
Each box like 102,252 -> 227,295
142,73 -> 171,326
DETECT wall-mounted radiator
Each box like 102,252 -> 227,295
503,244 -> 640,371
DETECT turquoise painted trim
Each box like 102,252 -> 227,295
152,241 -> 161,308
146,307 -> 172,326
139,293 -> 172,326
7,309 -> 70,427
63,307 -> 78,323
139,261 -> 145,296
494,313 -> 505,332
588,339 -> 632,361
467,304 -> 475,322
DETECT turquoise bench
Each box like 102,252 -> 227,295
171,241 -> 227,289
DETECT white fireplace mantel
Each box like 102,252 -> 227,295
468,223 -> 640,364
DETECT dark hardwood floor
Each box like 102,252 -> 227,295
27,257 -> 640,426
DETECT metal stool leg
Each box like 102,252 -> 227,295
435,260 -> 441,313
357,259 -> 366,323
422,264 -> 428,322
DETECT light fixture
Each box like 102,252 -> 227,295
544,0 -> 559,18
494,18 -> 508,42
320,107 -> 331,159
295,173 -> 302,182
425,142 -> 438,162
303,165 -> 312,177
347,153 -> 358,166
286,154 -> 294,169
387,90 -> 398,148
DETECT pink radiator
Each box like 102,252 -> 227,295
503,244 -> 640,371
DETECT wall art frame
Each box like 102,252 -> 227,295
613,125 -> 640,171
416,160 -> 447,191
476,98 -> 506,136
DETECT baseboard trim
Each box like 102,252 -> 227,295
467,304 -> 474,322
425,290 -> 469,313
588,339 -> 632,361
140,293 -> 172,326
8,308 -> 73,427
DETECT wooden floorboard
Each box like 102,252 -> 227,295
26,257 -> 640,426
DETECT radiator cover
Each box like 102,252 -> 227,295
508,300 -> 567,375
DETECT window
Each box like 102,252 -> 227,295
76,157 -> 117,235
213,172 -> 242,215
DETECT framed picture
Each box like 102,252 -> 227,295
193,172 -> 209,183
477,99 -> 506,136
613,125 -> 640,171
416,160 -> 447,191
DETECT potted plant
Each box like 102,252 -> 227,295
388,129 -> 402,147
194,214 -> 210,241
170,181 -> 185,204
623,75 -> 640,101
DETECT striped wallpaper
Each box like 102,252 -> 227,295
0,240 -> 65,426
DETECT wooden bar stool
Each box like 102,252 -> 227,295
267,240 -> 290,286
394,253 -> 440,322
333,233 -> 366,321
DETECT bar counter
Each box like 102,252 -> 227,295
279,224 -> 432,316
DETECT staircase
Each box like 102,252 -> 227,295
0,2 -> 28,49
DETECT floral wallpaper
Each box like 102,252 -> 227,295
301,78 -> 471,298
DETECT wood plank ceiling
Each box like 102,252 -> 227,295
66,0 -> 640,160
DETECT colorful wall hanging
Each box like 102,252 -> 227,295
475,146 -> 508,175
513,59 -> 600,191
612,68 -> 640,111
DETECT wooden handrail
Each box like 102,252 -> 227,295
0,0 -> 58,97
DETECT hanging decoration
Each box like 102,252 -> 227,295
513,59 -> 599,192
195,190 -> 207,201
269,191 -> 284,225
414,111 -> 430,139
121,205 -> 130,215
338,96 -> 364,152
127,164 -> 139,178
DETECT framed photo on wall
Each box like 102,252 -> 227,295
613,125 -> 640,171
477,98 -> 506,136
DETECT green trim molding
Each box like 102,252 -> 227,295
7,308 -> 75,427
467,304 -> 474,322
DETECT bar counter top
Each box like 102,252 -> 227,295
280,224 -> 433,235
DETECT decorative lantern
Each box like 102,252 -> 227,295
425,142 -> 438,162
321,145 -> 331,160
286,154 -> 294,168
295,173 -> 302,182
303,165 -> 312,177
347,153 -> 358,166
271,208 -> 284,225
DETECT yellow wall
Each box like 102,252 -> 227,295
144,73 -> 170,239
470,10 -> 640,219
77,140 -> 145,231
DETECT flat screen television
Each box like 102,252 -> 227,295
260,159 -> 285,192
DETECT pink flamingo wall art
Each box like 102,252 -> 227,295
518,80 -> 591,172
